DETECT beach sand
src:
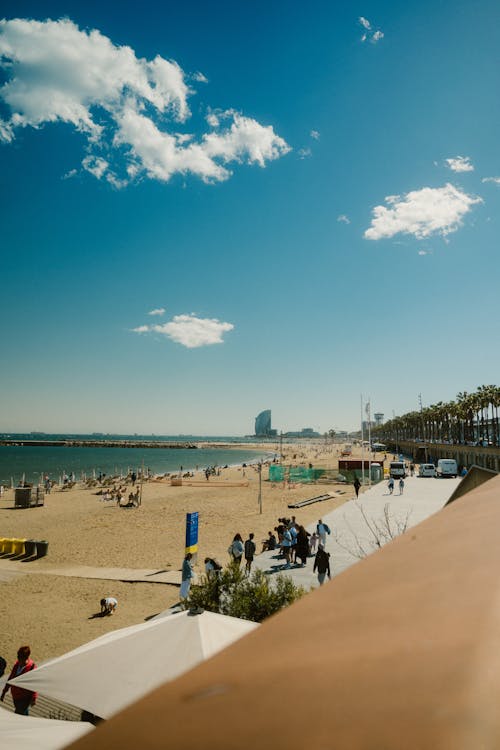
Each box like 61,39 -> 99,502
0,441 -> 383,664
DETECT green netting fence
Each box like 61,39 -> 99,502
268,466 -> 339,483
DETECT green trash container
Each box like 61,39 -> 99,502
36,540 -> 49,558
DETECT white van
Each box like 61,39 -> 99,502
437,459 -> 458,478
419,463 -> 436,477
389,461 -> 406,479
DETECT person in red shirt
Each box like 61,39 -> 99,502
0,645 -> 37,714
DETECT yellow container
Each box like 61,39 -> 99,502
2,538 -> 14,554
0,538 -> 7,553
12,538 -> 26,555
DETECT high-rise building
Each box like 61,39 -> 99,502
374,413 -> 384,426
255,409 -> 272,436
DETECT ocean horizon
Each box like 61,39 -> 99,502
0,434 -> 278,486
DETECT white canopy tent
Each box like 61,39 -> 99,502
9,610 -> 258,719
0,707 -> 93,750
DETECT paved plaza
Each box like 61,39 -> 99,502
252,475 -> 462,589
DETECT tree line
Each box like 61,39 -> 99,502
373,385 -> 500,446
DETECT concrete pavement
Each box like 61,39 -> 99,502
251,475 -> 462,590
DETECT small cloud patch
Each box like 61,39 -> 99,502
148,308 -> 166,316
359,17 -> 384,43
445,156 -> 474,173
364,183 -> 482,240
133,313 -> 234,348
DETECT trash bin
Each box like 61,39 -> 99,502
24,540 -> 36,556
12,538 -> 26,555
2,539 -> 14,554
15,487 -> 31,508
36,540 -> 49,558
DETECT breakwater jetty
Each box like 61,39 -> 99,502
0,439 -> 198,449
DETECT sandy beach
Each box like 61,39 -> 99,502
0,441 -> 382,665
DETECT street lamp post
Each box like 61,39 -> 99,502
258,462 -> 263,514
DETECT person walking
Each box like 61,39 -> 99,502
313,545 -> 331,586
228,534 -> 244,567
388,477 -> 394,495
295,526 -> 309,567
399,478 -> 405,495
316,519 -> 331,548
1,646 -> 37,715
244,533 -> 256,574
353,477 -> 361,498
281,526 -> 293,568
180,553 -> 195,603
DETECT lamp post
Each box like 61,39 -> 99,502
258,462 -> 263,515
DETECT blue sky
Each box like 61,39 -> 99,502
1,0 -> 499,434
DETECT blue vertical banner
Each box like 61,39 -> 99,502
185,511 -> 199,559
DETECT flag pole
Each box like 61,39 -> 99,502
360,394 -> 365,486
367,399 -> 372,487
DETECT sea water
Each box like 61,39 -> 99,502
0,435 -> 274,486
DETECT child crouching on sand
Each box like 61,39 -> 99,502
100,597 -> 118,615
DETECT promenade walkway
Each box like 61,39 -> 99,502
0,561 -> 181,585
252,475 -> 462,590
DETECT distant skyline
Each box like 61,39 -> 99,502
1,1 -> 500,434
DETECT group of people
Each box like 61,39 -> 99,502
387,477 -> 405,495
227,533 -> 257,573
97,485 -> 141,506
260,517 -> 331,584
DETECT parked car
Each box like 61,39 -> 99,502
389,461 -> 406,479
436,459 -> 458,478
418,463 -> 436,477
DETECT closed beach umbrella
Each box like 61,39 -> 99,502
9,610 -> 257,720
0,708 -> 93,750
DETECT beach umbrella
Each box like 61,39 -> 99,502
0,707 -> 93,750
9,610 -> 258,720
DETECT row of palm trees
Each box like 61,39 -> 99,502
373,386 -> 500,447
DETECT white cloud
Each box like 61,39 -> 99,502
148,308 -> 166,316
192,71 -> 208,83
0,18 -> 289,185
359,17 -> 384,42
82,155 -> 109,179
445,156 -> 474,173
482,176 -> 500,185
298,147 -> 312,159
310,130 -> 320,140
364,183 -> 482,240
337,214 -> 351,224
418,249 -> 432,256
133,314 -> 234,348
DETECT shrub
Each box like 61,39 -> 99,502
186,563 -> 305,623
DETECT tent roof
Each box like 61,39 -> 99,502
0,707 -> 93,750
68,475 -> 500,749
10,609 -> 257,719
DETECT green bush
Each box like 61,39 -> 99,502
186,563 -> 305,623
